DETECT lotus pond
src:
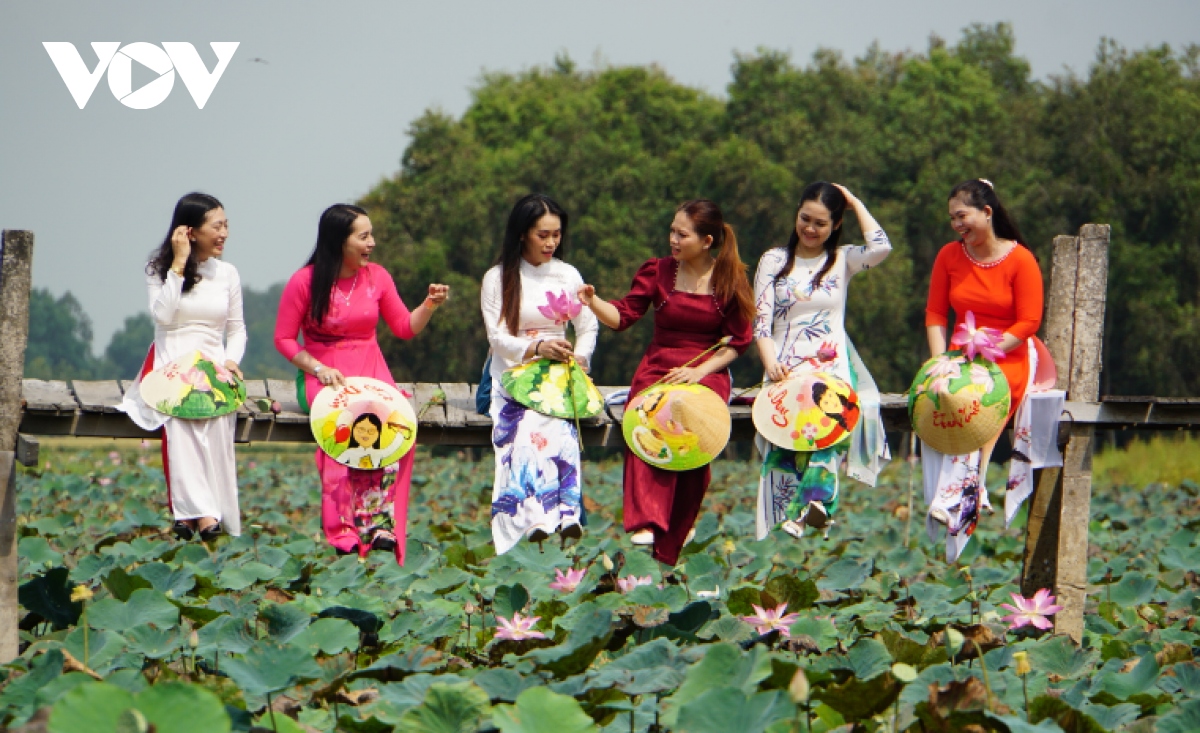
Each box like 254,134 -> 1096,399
3,438 -> 1199,732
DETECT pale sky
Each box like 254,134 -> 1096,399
1,0 -> 1196,348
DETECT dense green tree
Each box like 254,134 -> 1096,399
240,283 -> 293,379
104,313 -> 154,378
24,288 -> 106,380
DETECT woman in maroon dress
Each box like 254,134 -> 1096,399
579,199 -> 754,565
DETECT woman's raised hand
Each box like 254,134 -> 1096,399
577,284 -> 596,306
426,283 -> 450,306
832,183 -> 861,209
170,226 -> 191,267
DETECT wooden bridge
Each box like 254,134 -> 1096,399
2,224 -> 1198,663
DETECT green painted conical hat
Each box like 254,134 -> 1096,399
140,350 -> 246,419
501,358 -> 604,419
908,351 -> 1010,454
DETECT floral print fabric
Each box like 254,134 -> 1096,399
489,397 -> 582,554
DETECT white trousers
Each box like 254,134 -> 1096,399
165,413 -> 241,535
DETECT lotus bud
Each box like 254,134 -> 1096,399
70,585 -> 93,603
718,335 -> 733,346
188,630 -> 200,649
164,590 -> 174,599
1012,650 -> 1031,676
464,602 -> 478,616
788,669 -> 809,703
601,553 -> 614,572
721,539 -> 736,556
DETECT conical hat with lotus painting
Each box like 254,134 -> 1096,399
908,351 -> 1010,454
140,349 -> 246,419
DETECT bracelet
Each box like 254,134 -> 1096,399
423,297 -> 439,310
534,340 -> 543,357
170,265 -> 184,277
313,365 -> 323,375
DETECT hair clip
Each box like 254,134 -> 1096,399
978,178 -> 994,189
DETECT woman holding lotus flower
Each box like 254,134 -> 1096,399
922,178 -> 1045,561
480,193 -> 598,553
579,199 -> 753,566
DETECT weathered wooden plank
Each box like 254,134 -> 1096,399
21,379 -> 77,412
71,380 -> 125,413
16,435 -> 38,467
1068,225 -> 1110,401
439,382 -> 471,427
266,378 -> 307,424
0,229 -> 34,663
413,383 -> 446,426
1043,235 -> 1079,391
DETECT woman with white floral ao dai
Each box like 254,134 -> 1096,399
480,194 -> 598,553
752,182 -> 892,541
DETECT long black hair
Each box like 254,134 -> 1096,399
812,381 -> 856,431
496,194 -> 569,336
305,204 -> 368,326
948,179 -> 1026,247
147,193 -> 223,293
774,182 -> 847,290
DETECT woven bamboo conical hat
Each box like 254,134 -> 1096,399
140,349 -> 246,419
309,376 -> 417,468
908,352 -> 1010,455
622,384 -> 730,471
752,372 -> 859,452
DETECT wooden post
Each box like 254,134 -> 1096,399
0,230 -> 34,662
1021,224 -> 1109,641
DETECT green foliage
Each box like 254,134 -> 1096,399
7,409 -> 1200,728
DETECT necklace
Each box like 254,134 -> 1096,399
961,240 -> 1015,269
673,259 -> 713,294
338,268 -> 360,306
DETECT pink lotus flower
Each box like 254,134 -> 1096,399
211,361 -> 236,385
929,375 -> 954,396
740,603 -> 802,637
494,613 -> 548,641
97,477 -> 112,486
616,575 -> 654,593
969,363 -> 995,392
550,567 -> 587,593
181,367 -> 212,392
109,451 -> 121,465
537,290 -> 582,326
999,588 -> 1064,630
927,353 -> 966,379
816,342 -> 838,363
951,311 -> 1005,362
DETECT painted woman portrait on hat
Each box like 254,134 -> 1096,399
750,182 -> 892,541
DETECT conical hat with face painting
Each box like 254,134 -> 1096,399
309,376 -> 417,467
752,371 -> 859,452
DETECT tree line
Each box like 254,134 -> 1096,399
26,25 -> 1200,396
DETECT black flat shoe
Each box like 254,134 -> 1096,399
198,522 -> 222,542
559,523 -> 583,540
172,521 -> 194,541
369,533 -> 397,553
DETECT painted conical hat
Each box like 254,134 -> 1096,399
309,376 -> 417,468
501,358 -> 604,419
908,351 -> 1010,455
139,349 -> 246,419
622,384 -> 730,471
752,372 -> 860,452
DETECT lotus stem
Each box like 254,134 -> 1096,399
647,336 -> 730,390
972,640 -> 994,712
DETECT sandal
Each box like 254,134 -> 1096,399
172,521 -> 194,541
369,531 -> 397,553
198,522 -> 222,542
630,529 -> 654,545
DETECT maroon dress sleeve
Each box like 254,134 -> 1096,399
609,259 -> 661,332
721,300 -> 754,356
